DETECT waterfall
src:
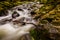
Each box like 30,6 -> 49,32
0,2 -> 43,40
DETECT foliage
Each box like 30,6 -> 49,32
0,0 -> 60,40
30,0 -> 60,40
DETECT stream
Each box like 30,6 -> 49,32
0,2 -> 43,40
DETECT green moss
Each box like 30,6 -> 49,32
0,0 -> 60,40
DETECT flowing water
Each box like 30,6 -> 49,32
0,2 -> 43,40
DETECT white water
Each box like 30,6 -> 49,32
0,2 -> 43,40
